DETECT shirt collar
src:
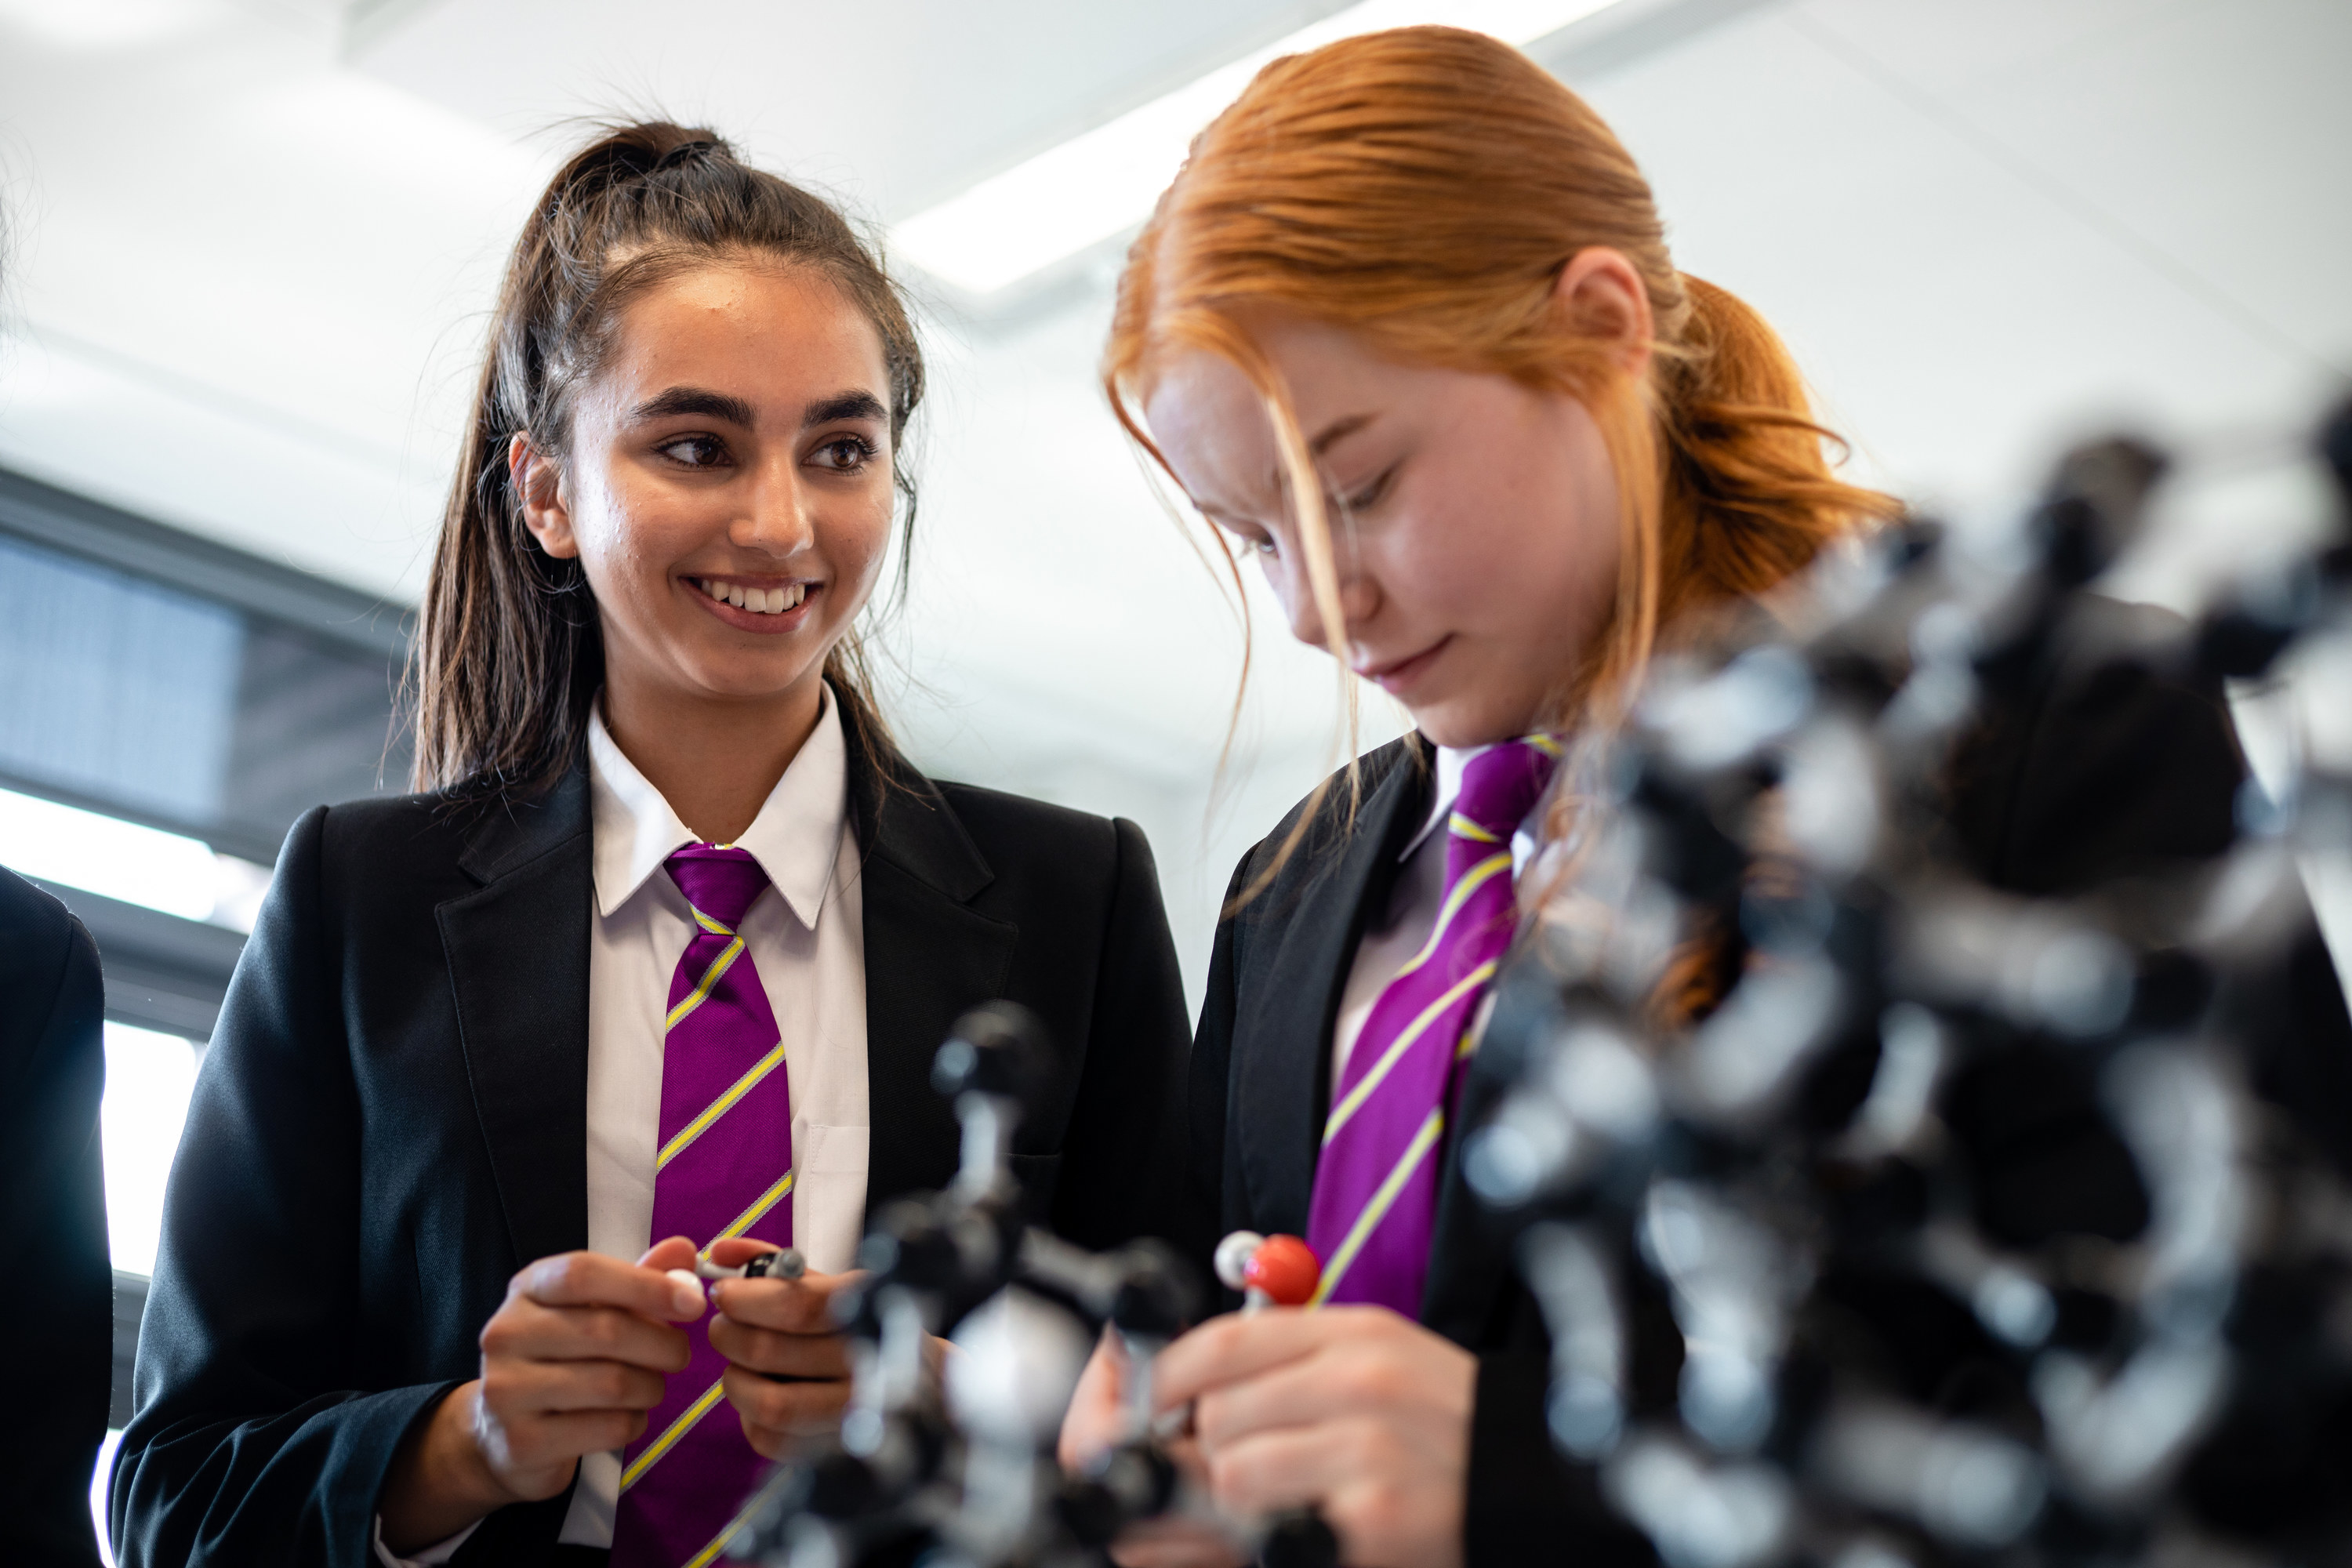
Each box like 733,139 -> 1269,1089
586,684 -> 849,928
1398,742 -> 1486,862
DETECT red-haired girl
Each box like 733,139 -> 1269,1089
1062,25 -> 2343,1568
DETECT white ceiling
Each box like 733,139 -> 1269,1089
2,0 -> 2347,1004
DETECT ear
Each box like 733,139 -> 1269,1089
1551,247 -> 1654,379
509,433 -> 579,560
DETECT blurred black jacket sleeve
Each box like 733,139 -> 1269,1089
1044,816 -> 1193,1252
0,867 -> 112,1568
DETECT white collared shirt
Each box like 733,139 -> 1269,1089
382,686 -> 870,1565
1330,744 -> 1541,1087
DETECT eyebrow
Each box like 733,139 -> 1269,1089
1268,411 -> 1378,492
632,386 -> 756,426
803,390 -> 888,429
1308,411 -> 1377,456
630,387 -> 889,430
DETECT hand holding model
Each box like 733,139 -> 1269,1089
702,1236 -> 862,1456
379,1238 -> 707,1552
1060,1232 -> 1469,1568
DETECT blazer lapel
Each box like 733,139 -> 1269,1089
844,731 -> 1019,1213
1232,745 -> 1428,1238
437,768 -> 597,1271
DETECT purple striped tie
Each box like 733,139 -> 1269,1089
1305,737 -> 1560,1316
609,846 -> 794,1568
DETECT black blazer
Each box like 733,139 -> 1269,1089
111,737 -> 1191,1568
1185,597 -> 2352,1568
0,868 -> 110,1568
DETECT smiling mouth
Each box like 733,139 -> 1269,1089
695,577 -> 808,615
1355,637 -> 1451,691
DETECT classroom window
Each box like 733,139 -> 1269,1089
100,1022 -> 203,1281
1,466 -> 412,1519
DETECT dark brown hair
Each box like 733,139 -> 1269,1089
408,120 -> 924,800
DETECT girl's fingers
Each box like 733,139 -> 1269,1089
481,1352 -> 669,1416
516,1250 -> 703,1321
1108,1516 -> 1250,1568
532,1359 -> 672,1415
1178,1309 -> 1472,1449
1191,1353 -> 1340,1450
482,1300 -> 694,1374
634,1236 -> 700,1275
707,1315 -> 851,1378
1200,1414 -> 1423,1516
506,1408 -> 648,1465
1195,1421 -> 1340,1521
1199,1421 -> 1452,1568
1149,1310 -> 1334,1413
1057,1334 -> 1129,1470
1189,1327 -> 1428,1450
723,1364 -> 851,1454
704,1236 -> 798,1269
708,1270 -> 851,1331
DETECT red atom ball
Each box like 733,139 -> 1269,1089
1243,1234 -> 1322,1306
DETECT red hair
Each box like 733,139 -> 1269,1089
1105,26 -> 1898,775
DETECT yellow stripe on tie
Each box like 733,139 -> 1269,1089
716,1168 -> 796,1242
1323,962 -> 1497,1146
1449,811 -> 1502,844
689,906 -> 735,938
619,1377 -> 728,1492
1526,733 -> 1563,757
684,1491 -> 769,1568
656,1040 -> 789,1171
1392,853 -> 1512,981
665,935 -> 749,1033
1310,1107 -> 1447,1308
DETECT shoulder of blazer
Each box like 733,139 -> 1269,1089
931,781 -> 1120,880
0,861 -> 75,948
450,768 -> 594,885
849,765 -> 1130,923
848,760 -> 993,906
1946,593 -> 2244,895
1227,735 -> 1428,938
838,706 -> 1030,909
286,768 -> 593,892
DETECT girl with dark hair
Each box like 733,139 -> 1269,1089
112,122 -> 1191,1568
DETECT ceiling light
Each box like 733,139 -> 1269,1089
0,785 -> 267,931
0,0 -> 222,51
891,0 -> 1627,297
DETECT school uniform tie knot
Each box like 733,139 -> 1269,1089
1450,735 -> 1562,849
665,844 -> 769,931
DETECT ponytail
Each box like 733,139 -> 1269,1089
409,121 -> 923,802
1653,275 -> 1894,632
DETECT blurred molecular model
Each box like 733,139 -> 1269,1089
1459,401 -> 2352,1567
